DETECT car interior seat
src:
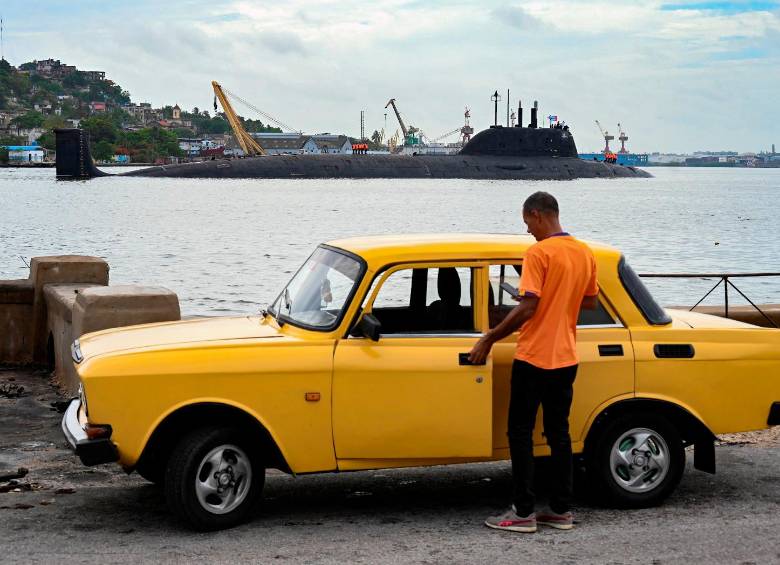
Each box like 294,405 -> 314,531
426,268 -> 473,331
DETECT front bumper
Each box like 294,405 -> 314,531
61,398 -> 119,466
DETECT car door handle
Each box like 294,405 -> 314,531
459,352 -> 485,365
598,344 -> 624,357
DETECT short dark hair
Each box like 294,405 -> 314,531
523,191 -> 559,216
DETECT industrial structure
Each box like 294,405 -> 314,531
579,120 -> 648,166
55,89 -> 651,180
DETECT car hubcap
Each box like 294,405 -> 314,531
195,444 -> 252,515
609,427 -> 670,493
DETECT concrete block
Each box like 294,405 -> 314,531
0,280 -> 34,364
30,256 -> 109,363
73,285 -> 181,337
44,284 -> 102,388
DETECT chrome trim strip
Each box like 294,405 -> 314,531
577,323 -> 625,329
71,340 -> 83,364
61,398 -> 87,448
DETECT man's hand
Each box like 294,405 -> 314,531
468,295 -> 540,365
468,334 -> 494,365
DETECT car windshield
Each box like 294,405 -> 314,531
269,247 -> 363,330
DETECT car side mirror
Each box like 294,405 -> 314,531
354,313 -> 381,341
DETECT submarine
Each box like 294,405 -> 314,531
55,103 -> 651,181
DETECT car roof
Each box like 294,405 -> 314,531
325,233 -> 621,268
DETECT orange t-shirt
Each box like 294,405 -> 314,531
515,234 -> 598,369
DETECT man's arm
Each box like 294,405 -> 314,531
468,295 -> 539,364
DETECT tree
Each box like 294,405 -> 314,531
36,131 -> 56,151
93,140 -> 116,162
12,111 -> 46,130
370,130 -> 383,145
174,127 -> 196,138
80,116 -> 117,144
0,134 -> 25,145
43,115 -> 67,130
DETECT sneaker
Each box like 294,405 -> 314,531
537,510 -> 574,530
484,507 -> 537,533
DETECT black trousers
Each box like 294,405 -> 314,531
508,359 -> 577,516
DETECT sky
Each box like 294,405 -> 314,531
1,0 -> 778,153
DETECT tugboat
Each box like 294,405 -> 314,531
55,93 -> 651,181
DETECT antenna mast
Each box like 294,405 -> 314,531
1,16 -> 5,62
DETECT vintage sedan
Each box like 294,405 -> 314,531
62,234 -> 780,530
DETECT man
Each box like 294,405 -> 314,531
469,191 -> 598,533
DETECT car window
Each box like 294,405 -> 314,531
487,264 -> 522,328
369,267 -> 476,334
487,263 -> 617,328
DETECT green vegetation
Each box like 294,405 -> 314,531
1,58 -> 282,162
79,114 -> 182,163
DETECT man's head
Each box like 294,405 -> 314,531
522,191 -> 562,241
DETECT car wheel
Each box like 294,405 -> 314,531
165,427 -> 265,531
587,413 -> 684,508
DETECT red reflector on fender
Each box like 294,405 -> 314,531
85,424 -> 112,440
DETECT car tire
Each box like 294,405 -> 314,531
136,458 -> 164,485
165,427 -> 265,531
586,413 -> 684,508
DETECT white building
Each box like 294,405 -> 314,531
251,133 -> 320,155
3,145 -> 46,163
310,134 -> 352,154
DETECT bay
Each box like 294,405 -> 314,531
1,166 -> 777,316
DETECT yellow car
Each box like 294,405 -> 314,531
62,234 -> 780,530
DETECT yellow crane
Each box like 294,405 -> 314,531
211,81 -> 266,156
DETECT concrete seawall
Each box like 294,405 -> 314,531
0,256 -> 179,393
1,255 -> 777,394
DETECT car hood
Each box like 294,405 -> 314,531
666,309 -> 758,329
78,315 -> 281,360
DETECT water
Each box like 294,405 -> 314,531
1,166 -> 778,316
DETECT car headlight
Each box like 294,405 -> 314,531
71,339 -> 83,364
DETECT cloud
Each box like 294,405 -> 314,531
660,1 -> 780,13
1,0 -> 778,152
257,31 -> 308,55
492,5 -> 541,29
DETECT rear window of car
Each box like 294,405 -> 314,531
618,256 -> 672,325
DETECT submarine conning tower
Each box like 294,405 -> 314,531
54,128 -> 108,179
458,125 -> 578,158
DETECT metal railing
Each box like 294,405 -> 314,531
638,272 -> 780,328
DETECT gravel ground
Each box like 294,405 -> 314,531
1,367 -> 778,564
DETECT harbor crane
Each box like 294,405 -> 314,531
212,81 -> 266,156
595,120 -> 614,154
384,98 -> 420,144
617,123 -> 629,154
461,107 -> 474,144
385,98 -> 408,139
212,81 -> 301,157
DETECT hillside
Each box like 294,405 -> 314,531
0,58 -> 280,162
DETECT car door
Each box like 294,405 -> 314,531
333,264 -> 493,460
485,263 -> 634,453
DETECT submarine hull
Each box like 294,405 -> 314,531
55,126 -> 651,180
123,153 -> 650,180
